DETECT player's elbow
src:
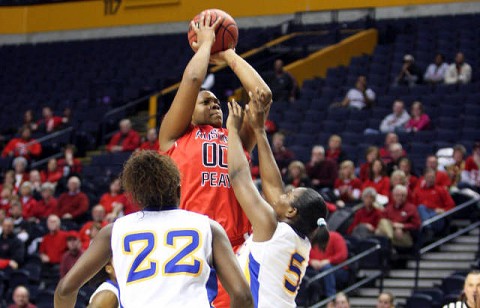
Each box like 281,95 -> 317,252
262,87 -> 273,105
183,68 -> 204,87
55,277 -> 76,299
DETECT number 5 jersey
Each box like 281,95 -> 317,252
111,209 -> 214,307
165,125 -> 251,249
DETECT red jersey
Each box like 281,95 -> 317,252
166,125 -> 250,247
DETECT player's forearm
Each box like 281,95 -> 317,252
223,50 -> 272,104
255,129 -> 284,204
183,43 -> 212,88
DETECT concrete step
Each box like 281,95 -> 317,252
454,236 -> 478,244
441,243 -> 478,252
358,287 -> 412,298
407,260 -> 471,270
379,278 -> 439,288
423,252 -> 476,261
389,269 -> 456,279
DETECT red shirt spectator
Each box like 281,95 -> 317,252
334,160 -> 362,203
139,128 -> 160,151
99,179 -> 124,214
413,170 -> 455,212
18,182 -> 37,219
40,159 -> 63,183
57,145 -> 82,176
405,102 -> 430,132
379,133 -> 405,164
271,132 -> 294,175
363,177 -> 390,196
36,107 -> 64,133
418,155 -> 452,188
107,119 -> 140,152
39,215 -> 68,264
8,286 -> 37,308
60,231 -> 83,278
309,231 -> 348,265
326,135 -> 346,164
79,205 -> 108,250
462,152 -> 480,188
306,146 -> 338,189
30,183 -> 57,219
347,205 -> 382,235
55,177 -> 89,219
2,128 -> 42,160
382,199 -> 421,232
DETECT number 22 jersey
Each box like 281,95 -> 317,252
111,209 -> 214,308
165,124 -> 251,248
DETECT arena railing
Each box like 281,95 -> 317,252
413,196 -> 480,290
304,243 -> 383,308
28,126 -> 74,169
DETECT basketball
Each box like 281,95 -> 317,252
187,9 -> 239,54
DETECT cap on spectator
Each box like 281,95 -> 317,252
67,231 -> 80,240
403,54 -> 414,62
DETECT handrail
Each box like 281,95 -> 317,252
413,196 -> 480,290
305,244 -> 383,307
25,127 -> 74,147
30,152 -> 64,169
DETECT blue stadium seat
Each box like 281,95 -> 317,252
304,110 -> 326,122
436,130 -> 459,143
344,121 -> 367,134
461,129 -> 480,141
409,142 -> 435,157
437,117 -> 462,130
406,294 -> 434,308
322,121 -> 345,134
440,275 -> 465,296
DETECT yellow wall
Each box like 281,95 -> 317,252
0,0 -> 475,34
287,29 -> 378,87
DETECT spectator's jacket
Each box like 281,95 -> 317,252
1,138 -> 42,160
107,130 -> 140,152
383,201 -> 421,231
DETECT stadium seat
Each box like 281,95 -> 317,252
414,288 -> 444,308
406,293 -> 434,308
440,275 -> 465,295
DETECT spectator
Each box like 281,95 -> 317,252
0,218 -> 24,271
271,132 -> 294,175
418,155 -> 452,188
60,231 -> 83,278
380,100 -> 411,134
28,170 -> 42,200
36,106 -> 64,133
375,185 -> 421,248
0,187 -> 12,213
79,204 -> 108,250
363,159 -> 391,197
99,178 -> 125,214
106,119 -> 140,153
335,292 -> 351,308
459,142 -> 480,193
267,59 -> 297,103
442,271 -> 480,308
347,187 -> 382,239
398,157 -> 418,191
334,160 -> 362,207
405,101 -> 431,133
30,182 -> 57,220
390,170 -> 415,204
2,127 -> 42,160
377,292 -> 395,308
414,168 -> 455,233
306,145 -> 338,190
424,53 -> 448,84
333,75 -> 375,110
57,144 -> 82,179
446,144 -> 467,187
21,110 -> 38,132
326,135 -> 346,164
359,146 -> 380,182
19,182 -> 37,220
39,214 -> 67,265
40,158 -> 63,184
8,286 -> 37,308
139,128 -> 160,151
284,161 -> 311,188
307,231 -> 349,298
2,170 -> 15,192
13,157 -> 29,194
9,202 -> 31,244
445,52 -> 472,84
394,54 -> 422,87
55,176 -> 89,221
379,133 -> 405,164
386,143 -> 406,175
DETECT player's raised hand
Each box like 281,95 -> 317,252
226,99 -> 244,133
245,88 -> 268,131
191,11 -> 223,52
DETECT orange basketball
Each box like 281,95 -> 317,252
187,9 -> 239,54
